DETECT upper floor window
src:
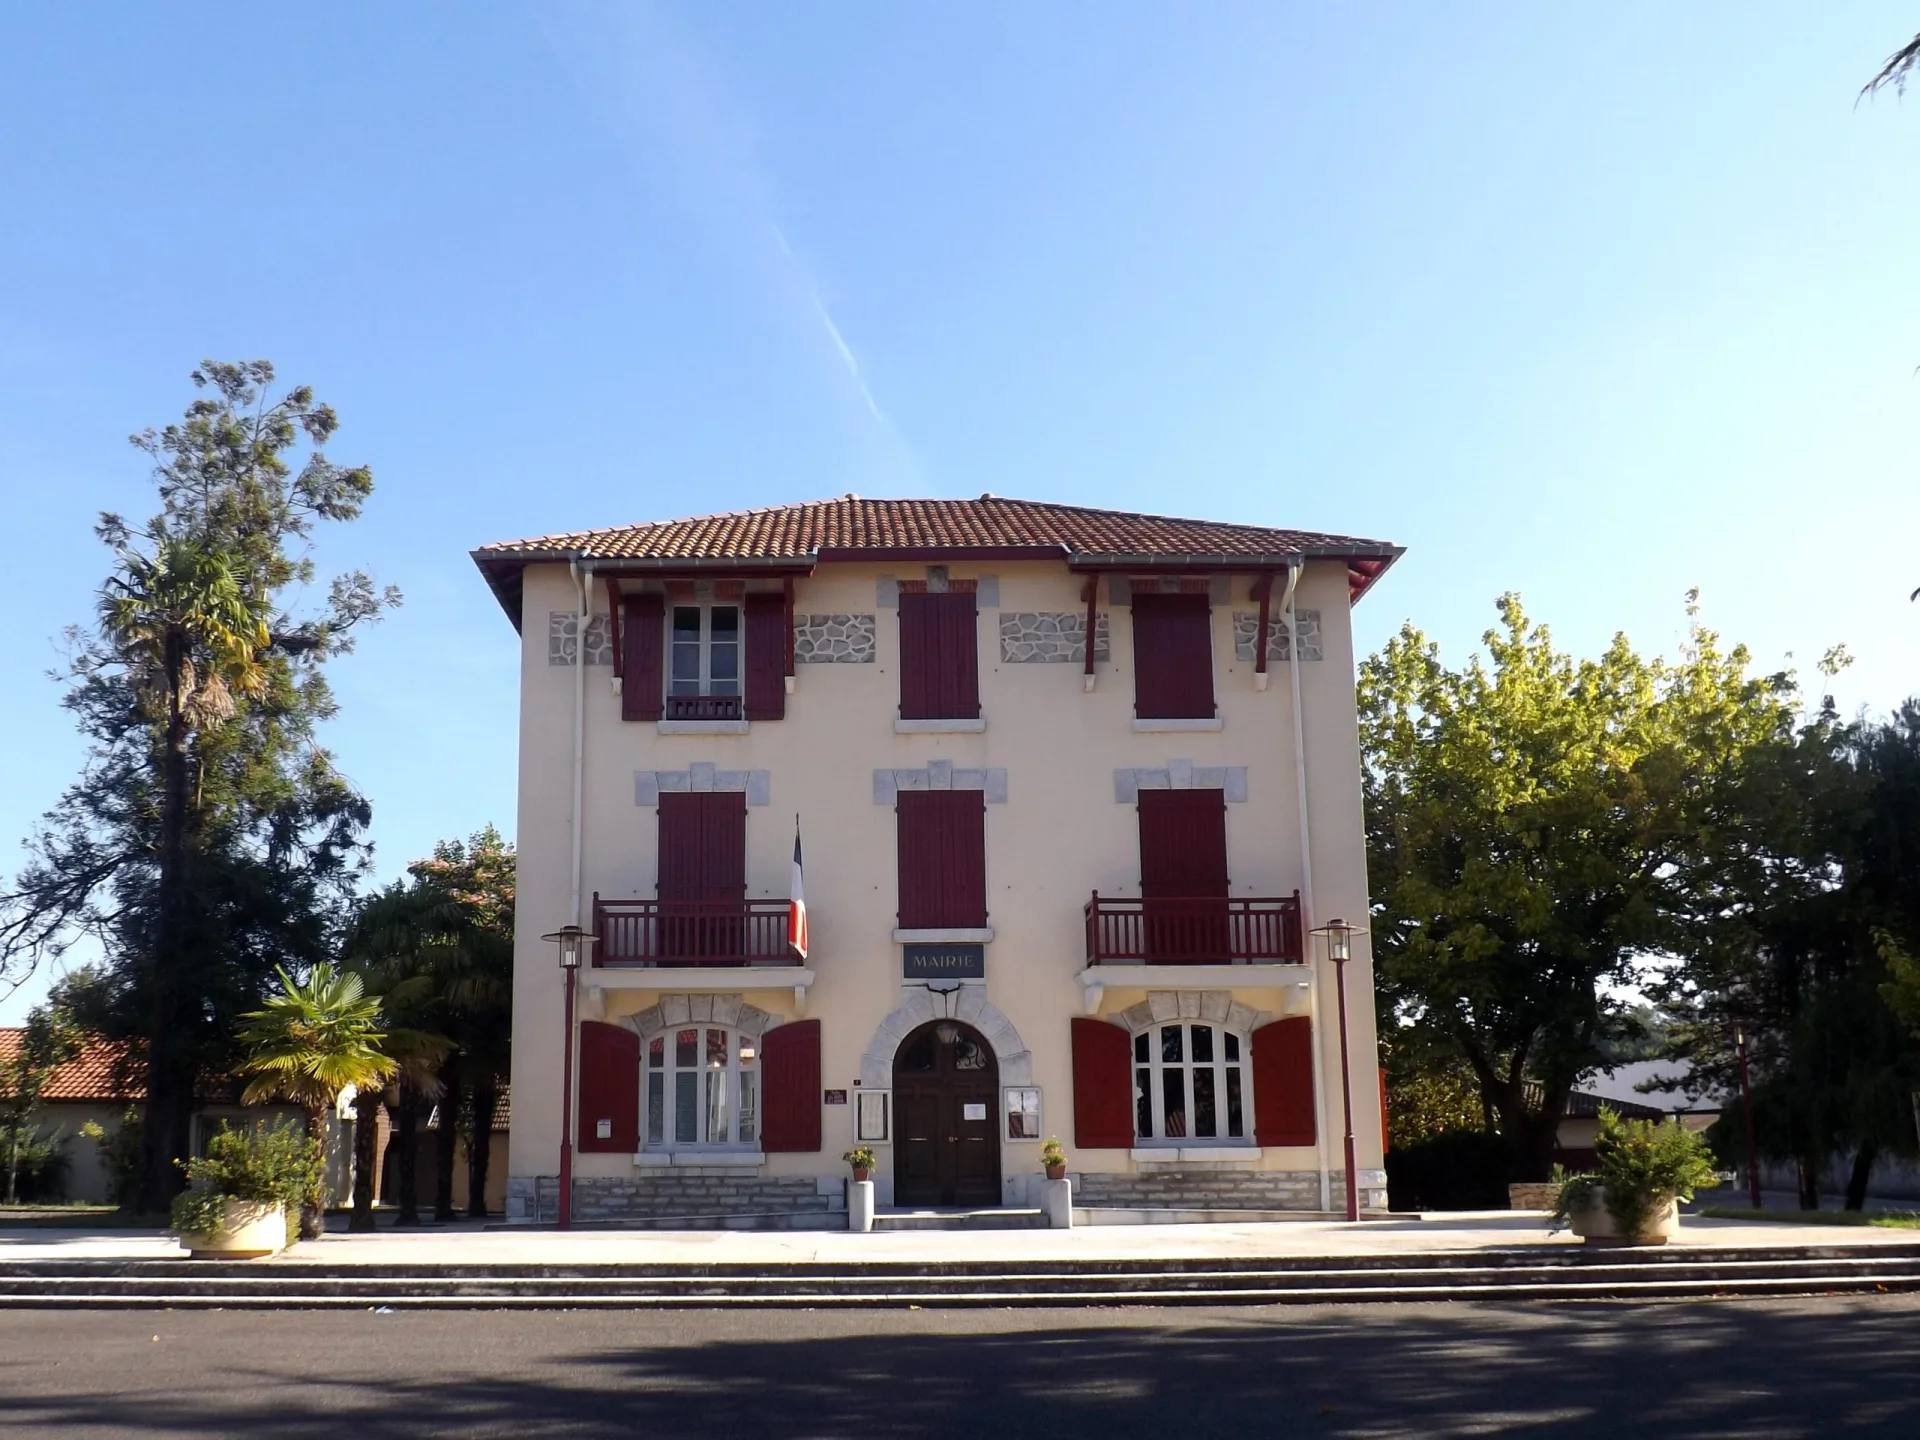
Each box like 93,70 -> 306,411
896,789 -> 987,929
670,604 -> 740,697
1133,1022 -> 1248,1143
646,1025 -> 759,1149
898,589 -> 979,721
1131,592 -> 1215,720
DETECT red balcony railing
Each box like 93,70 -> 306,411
592,893 -> 800,967
662,694 -> 744,722
1084,891 -> 1303,965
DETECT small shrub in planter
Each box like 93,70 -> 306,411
1039,1137 -> 1068,1181
1550,1109 -> 1716,1245
842,1147 -> 877,1182
169,1120 -> 322,1258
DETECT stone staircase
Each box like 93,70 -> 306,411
4,1244 -> 1919,1309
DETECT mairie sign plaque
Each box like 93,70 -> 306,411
902,942 -> 986,980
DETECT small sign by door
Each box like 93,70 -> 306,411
962,1102 -> 987,1121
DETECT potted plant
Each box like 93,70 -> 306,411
1040,1137 -> 1068,1181
169,1119 -> 323,1260
1550,1108 -> 1716,1247
843,1147 -> 877,1183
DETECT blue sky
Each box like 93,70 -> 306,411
3,3 -> 1918,1020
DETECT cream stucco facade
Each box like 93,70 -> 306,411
495,522 -> 1392,1225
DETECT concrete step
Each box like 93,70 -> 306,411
872,1208 -> 1047,1231
4,1245 -> 1919,1308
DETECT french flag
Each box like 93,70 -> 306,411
788,820 -> 809,961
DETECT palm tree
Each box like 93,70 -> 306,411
236,963 -> 397,1240
102,527 -> 271,1214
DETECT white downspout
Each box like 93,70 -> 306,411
569,558 -> 592,928
1283,559 -> 1331,1213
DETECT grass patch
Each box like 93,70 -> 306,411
1697,1206 -> 1920,1229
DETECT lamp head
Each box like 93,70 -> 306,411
541,923 -> 597,970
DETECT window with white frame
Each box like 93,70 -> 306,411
646,1026 -> 758,1149
1133,1022 -> 1248,1143
669,604 -> 741,697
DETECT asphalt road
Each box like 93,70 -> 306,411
2,1296 -> 1918,1439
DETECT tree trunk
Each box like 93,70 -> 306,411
467,1083 -> 498,1219
135,658 -> 194,1216
1485,1075 -> 1564,1183
1796,1155 -> 1821,1210
391,1084 -> 422,1227
433,1056 -> 461,1223
298,1105 -> 328,1240
1844,1141 -> 1879,1212
350,1089 -> 380,1232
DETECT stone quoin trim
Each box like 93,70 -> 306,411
634,764 -> 773,807
998,612 -> 1111,664
872,763 -> 1009,804
1232,609 -> 1322,662
1113,759 -> 1249,803
857,987 -> 1032,1090
548,611 -> 613,665
792,614 -> 876,663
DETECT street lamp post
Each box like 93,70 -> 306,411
1737,1030 -> 1761,1211
1310,918 -> 1363,1222
541,924 -> 598,1230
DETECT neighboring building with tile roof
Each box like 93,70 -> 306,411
481,495 -> 1400,1225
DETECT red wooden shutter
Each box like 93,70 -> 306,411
1137,789 -> 1229,897
896,789 -> 986,928
1071,1017 -> 1135,1148
1253,1016 -> 1315,1147
657,792 -> 747,902
1130,592 -> 1215,720
622,593 -> 665,722
578,1020 -> 639,1152
760,1018 -> 821,1152
744,593 -> 787,721
898,592 -> 979,720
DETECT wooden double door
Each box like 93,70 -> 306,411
892,1020 -> 1001,1207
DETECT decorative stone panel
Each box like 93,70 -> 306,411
1232,609 -> 1321,662
1073,1170 -> 1325,1211
548,612 -> 614,666
998,612 -> 1111,664
1113,760 -> 1248,804
624,995 -> 781,1041
872,766 -> 1008,804
569,1175 -> 843,1226
793,614 -> 876,664
635,765 -> 772,807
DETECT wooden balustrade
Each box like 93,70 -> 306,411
592,894 -> 798,967
1084,891 -> 1303,965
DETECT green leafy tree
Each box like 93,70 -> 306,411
344,827 -> 513,1226
1361,593 -> 1795,1180
0,1005 -> 80,1203
0,361 -> 398,1214
237,964 -> 398,1239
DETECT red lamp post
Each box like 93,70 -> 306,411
1311,918 -> 1364,1222
1737,1030 -> 1762,1211
542,924 -> 597,1230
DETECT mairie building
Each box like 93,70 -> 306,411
473,496 -> 1400,1225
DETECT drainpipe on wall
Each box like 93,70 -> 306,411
1283,559 -> 1332,1214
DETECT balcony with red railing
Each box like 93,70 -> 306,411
592,892 -> 801,968
662,694 -> 744,722
1084,891 -> 1303,965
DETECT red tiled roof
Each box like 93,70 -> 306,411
473,495 -> 1401,624
0,1029 -> 142,1103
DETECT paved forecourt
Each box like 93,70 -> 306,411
2,1211 -> 1911,1267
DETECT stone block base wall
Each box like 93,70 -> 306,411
1074,1169 -> 1386,1212
506,1173 -> 845,1227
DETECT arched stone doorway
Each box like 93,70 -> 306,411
892,1020 -> 1001,1207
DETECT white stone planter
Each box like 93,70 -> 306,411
183,1200 -> 291,1259
1568,1188 -> 1680,1246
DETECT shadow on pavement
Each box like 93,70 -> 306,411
5,1296 -> 1920,1438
